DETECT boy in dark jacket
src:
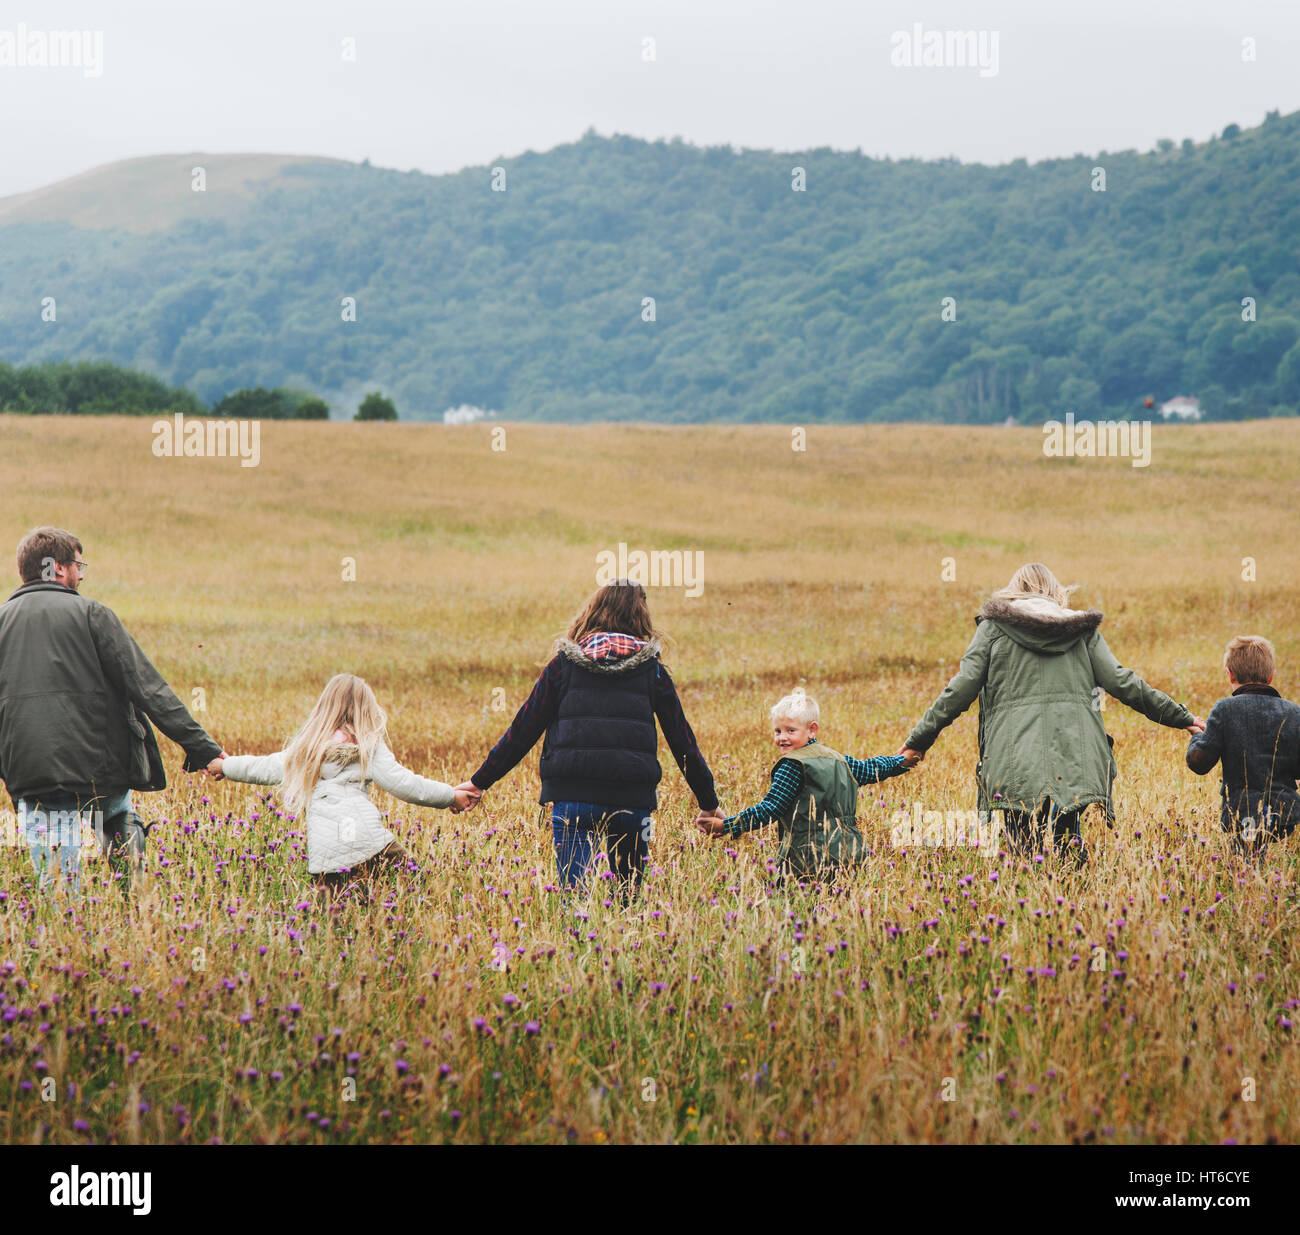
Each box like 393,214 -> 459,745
1187,635 -> 1300,855
698,690 -> 916,882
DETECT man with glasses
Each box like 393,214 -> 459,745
0,526 -> 226,893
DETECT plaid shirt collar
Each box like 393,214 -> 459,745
579,631 -> 648,661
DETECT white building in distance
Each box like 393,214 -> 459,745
442,405 -> 488,425
1159,395 -> 1203,421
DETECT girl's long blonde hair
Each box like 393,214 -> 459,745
993,562 -> 1079,608
281,674 -> 387,814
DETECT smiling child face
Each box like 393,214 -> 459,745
772,716 -> 817,752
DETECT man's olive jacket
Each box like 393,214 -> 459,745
0,581 -> 220,803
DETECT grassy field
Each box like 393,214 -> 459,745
0,413 -> 1297,1144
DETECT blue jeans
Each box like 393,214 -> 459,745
550,801 -> 651,891
20,792 -> 139,894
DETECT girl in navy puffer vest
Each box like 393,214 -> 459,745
466,581 -> 719,892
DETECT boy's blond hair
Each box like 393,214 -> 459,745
771,690 -> 819,725
1224,635 -> 1275,685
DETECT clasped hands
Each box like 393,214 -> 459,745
205,751 -> 230,779
451,781 -> 483,813
695,807 -> 726,838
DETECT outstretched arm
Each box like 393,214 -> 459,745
470,659 -> 563,791
904,623 -> 993,752
654,665 -> 719,811
220,751 -> 287,786
368,744 -> 456,808
717,760 -> 804,839
1088,633 -> 1196,729
87,602 -> 222,770
845,753 -> 910,786
1186,705 -> 1224,775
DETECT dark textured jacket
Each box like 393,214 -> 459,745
0,581 -> 221,803
1186,683 -> 1300,836
537,637 -> 664,810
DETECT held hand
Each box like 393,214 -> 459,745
206,751 -> 229,780
453,781 -> 483,813
695,808 -> 726,837
1186,716 -> 1206,735
899,747 -> 925,767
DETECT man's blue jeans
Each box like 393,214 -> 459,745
550,801 -> 651,892
20,792 -> 140,894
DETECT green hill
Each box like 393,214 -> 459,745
2,118 -> 1299,423
0,152 -> 347,233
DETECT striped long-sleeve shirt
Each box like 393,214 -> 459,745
723,739 -> 908,838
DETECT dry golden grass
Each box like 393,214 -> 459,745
0,414 -> 1297,1143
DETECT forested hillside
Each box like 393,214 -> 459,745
3,115 -> 1299,422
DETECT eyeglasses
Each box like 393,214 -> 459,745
74,560 -> 88,574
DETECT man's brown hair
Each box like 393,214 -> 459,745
1224,635 -> 1275,685
16,527 -> 83,584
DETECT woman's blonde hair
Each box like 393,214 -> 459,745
281,674 -> 387,814
993,562 -> 1078,608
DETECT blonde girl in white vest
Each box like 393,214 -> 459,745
216,674 -> 473,888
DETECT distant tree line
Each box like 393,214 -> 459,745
0,361 -> 398,421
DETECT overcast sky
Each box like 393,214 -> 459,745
1,0 -> 1297,198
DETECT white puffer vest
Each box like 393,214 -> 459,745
221,740 -> 455,874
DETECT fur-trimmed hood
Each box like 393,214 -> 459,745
321,741 -> 362,776
554,635 -> 662,675
978,596 -> 1103,655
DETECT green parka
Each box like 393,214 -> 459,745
904,597 -> 1194,822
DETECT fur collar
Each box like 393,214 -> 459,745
554,635 -> 662,675
979,596 -> 1103,637
323,741 -> 361,766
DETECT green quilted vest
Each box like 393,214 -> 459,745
776,743 -> 866,879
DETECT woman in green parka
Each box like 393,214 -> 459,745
901,563 -> 1205,862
